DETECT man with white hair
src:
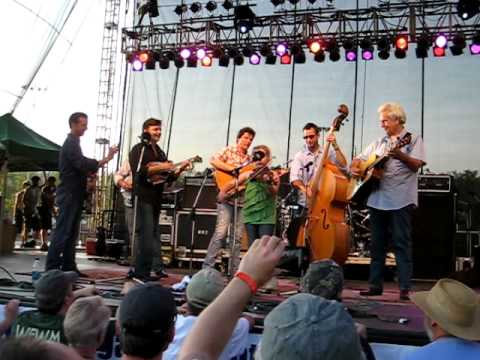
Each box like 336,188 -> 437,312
351,102 -> 426,300
404,278 -> 480,359
64,296 -> 111,360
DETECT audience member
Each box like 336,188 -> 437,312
119,283 -> 177,360
64,296 -> 111,360
0,336 -> 83,360
258,293 -> 364,360
13,181 -> 29,236
403,278 -> 480,360
164,268 -> 250,360
38,176 -> 57,251
22,176 -> 42,247
0,299 -> 19,336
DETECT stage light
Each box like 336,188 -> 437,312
289,0 -> 300,4
180,48 -> 191,59
415,34 -> 431,58
196,48 -> 207,60
132,58 -> 143,71
271,0 -> 285,5
187,55 -> 198,67
294,51 -> 306,63
308,39 -> 322,53
242,45 -> 254,57
314,50 -> 325,62
265,54 -> 277,64
234,54 -> 244,65
164,51 -> 175,61
260,44 -> 273,57
174,56 -> 185,68
290,43 -> 303,56
434,34 -> 448,48
276,43 -> 288,56
234,5 -> 255,34
190,2 -> 202,13
222,0 -> 234,11
360,38 -> 372,50
469,31 -> 480,54
377,36 -> 391,60
394,34 -> 409,58
174,4 -> 188,16
343,38 -> 355,51
212,47 -> 224,58
138,51 -> 150,63
159,56 -> 170,69
201,55 -> 212,67
326,38 -> 340,62
227,48 -> 239,58
450,33 -> 466,55
457,0 -> 480,20
307,0 -> 317,4
206,1 -> 217,12
249,53 -> 261,65
433,46 -> 446,57
280,53 -> 292,64
345,49 -> 357,62
329,51 -> 340,62
145,57 -> 156,70
219,54 -> 230,66
362,48 -> 374,61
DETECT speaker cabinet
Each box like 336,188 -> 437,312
412,191 -> 455,279
182,177 -> 218,210
175,210 -> 218,252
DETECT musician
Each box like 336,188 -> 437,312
129,118 -> 189,281
203,127 -> 256,274
290,122 -> 348,207
46,112 -> 118,274
351,103 -> 426,300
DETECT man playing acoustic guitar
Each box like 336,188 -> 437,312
129,118 -> 191,281
350,103 -> 426,301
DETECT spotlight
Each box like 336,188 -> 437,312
345,49 -> 357,62
377,36 -> 391,60
174,56 -> 185,68
227,48 -> 239,58
212,48 -> 224,58
145,57 -> 156,70
314,50 -> 325,62
187,55 -> 198,67
196,48 -> 207,60
290,43 -> 303,56
174,4 -> 188,16
450,33 -> 466,55
289,0 -> 300,4
249,53 -> 261,65
434,34 -> 448,48
469,31 -> 480,54
219,54 -> 230,66
326,38 -> 340,61
132,58 -> 143,71
190,2 -> 202,13
222,0 -> 234,11
206,1 -> 217,12
457,0 -> 480,20
234,5 -> 256,34
362,48 -> 374,61
329,51 -> 340,62
360,38 -> 373,50
307,0 -> 317,3
415,34 -> 431,58
137,51 -> 150,63
343,38 -> 355,51
243,45 -> 254,57
275,43 -> 288,56
433,46 -> 446,57
294,51 -> 306,63
308,39 -> 322,53
180,48 -> 192,59
271,0 -> 285,5
234,54 -> 244,65
394,34 -> 409,58
201,55 -> 212,67
164,51 -> 175,61
265,54 -> 277,64
260,44 -> 272,57
280,53 -> 292,64
159,56 -> 170,69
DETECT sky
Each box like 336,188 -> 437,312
0,0 -> 479,173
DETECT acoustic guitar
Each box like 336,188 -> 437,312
214,163 -> 257,192
147,155 -> 202,185
348,133 -> 412,205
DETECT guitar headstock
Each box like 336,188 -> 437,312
331,104 -> 349,131
395,133 -> 412,149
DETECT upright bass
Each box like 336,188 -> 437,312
296,105 -> 352,265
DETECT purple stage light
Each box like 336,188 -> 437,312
132,59 -> 143,71
276,43 -> 288,56
180,48 -> 191,59
362,49 -> 373,60
346,50 -> 357,61
249,53 -> 260,65
470,44 -> 480,55
196,48 -> 207,59
434,34 -> 448,48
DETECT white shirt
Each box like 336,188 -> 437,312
163,314 -> 250,360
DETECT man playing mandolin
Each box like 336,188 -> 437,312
350,103 -> 426,301
129,118 -> 191,281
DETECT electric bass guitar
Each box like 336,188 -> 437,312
348,133 -> 412,205
147,155 -> 202,185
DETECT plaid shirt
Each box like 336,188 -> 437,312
212,145 -> 251,167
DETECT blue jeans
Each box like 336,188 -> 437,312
245,223 -> 275,247
46,190 -> 83,271
134,201 -> 163,278
203,202 -> 244,273
368,205 -> 414,291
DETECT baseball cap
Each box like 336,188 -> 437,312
186,268 -> 225,309
35,270 -> 78,312
300,259 -> 344,300
259,293 -> 363,360
119,283 -> 176,337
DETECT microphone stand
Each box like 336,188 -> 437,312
188,169 -> 212,276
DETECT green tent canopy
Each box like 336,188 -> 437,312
0,113 -> 61,171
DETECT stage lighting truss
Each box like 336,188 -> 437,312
123,1 -> 480,68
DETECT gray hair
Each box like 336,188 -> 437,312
64,296 -> 111,348
378,102 -> 407,125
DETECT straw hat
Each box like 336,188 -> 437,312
411,278 -> 480,341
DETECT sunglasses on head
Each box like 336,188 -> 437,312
303,135 -> 316,140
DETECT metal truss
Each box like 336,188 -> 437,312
121,0 -> 480,54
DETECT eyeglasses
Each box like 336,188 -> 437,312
303,135 -> 316,140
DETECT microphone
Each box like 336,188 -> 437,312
304,161 -> 314,172
139,132 -> 151,144
204,168 -> 213,177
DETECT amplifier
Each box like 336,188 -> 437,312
175,210 -> 218,252
182,176 -> 218,210
418,175 -> 452,193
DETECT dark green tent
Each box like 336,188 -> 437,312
0,113 -> 61,171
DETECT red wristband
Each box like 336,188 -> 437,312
235,271 -> 258,294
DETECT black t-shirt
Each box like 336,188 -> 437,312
129,142 -> 167,205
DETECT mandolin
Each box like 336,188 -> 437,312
147,155 -> 202,185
